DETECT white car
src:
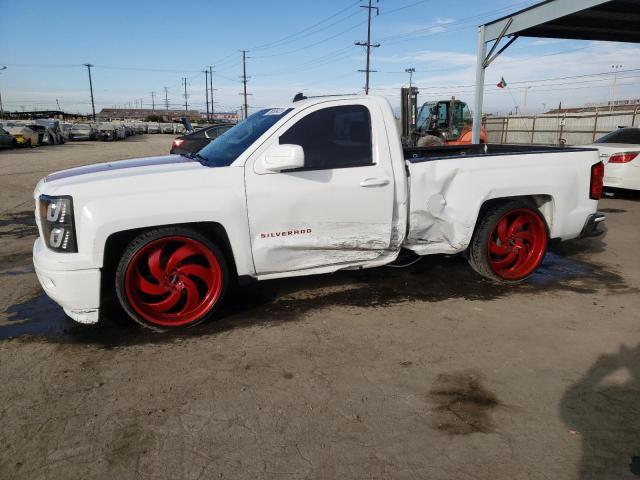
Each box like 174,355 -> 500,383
583,127 -> 640,191
32,95 -> 605,331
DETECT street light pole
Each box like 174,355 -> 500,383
610,64 -> 623,111
0,66 -> 7,120
405,67 -> 415,88
83,63 -> 96,120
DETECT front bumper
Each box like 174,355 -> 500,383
580,212 -> 606,238
33,238 -> 101,324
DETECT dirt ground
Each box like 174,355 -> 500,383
1,135 -> 639,480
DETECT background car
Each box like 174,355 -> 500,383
170,123 -> 234,155
69,123 -> 96,141
35,119 -> 65,144
25,123 -> 57,145
2,123 -> 39,147
147,122 -> 160,134
96,123 -> 117,141
0,126 -> 17,149
582,127 -> 640,191
60,122 -> 74,142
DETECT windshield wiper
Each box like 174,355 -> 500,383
181,152 -> 207,164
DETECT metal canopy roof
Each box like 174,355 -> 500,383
485,0 -> 640,44
471,0 -> 640,143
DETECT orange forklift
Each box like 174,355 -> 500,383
400,87 -> 487,147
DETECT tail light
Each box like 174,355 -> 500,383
173,138 -> 185,147
608,152 -> 638,163
590,162 -> 604,200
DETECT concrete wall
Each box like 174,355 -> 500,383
484,109 -> 640,146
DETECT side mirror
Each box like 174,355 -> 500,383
261,144 -> 304,172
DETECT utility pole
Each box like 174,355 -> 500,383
182,77 -> 189,113
0,66 -> 7,120
163,87 -> 169,112
240,50 -> 249,120
83,63 -> 96,120
56,98 -> 61,111
405,67 -> 415,88
355,0 -> 380,95
150,91 -> 156,111
209,66 -> 215,120
203,69 -> 210,121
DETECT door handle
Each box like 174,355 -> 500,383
359,178 -> 390,187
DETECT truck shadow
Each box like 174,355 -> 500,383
560,343 -> 640,479
1,234 -> 635,347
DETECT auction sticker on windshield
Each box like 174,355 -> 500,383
264,108 -> 287,116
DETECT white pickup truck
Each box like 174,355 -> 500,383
33,95 -> 605,331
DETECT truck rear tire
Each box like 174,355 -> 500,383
467,201 -> 548,283
115,227 -> 229,331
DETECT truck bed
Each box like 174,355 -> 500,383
402,144 -> 600,256
404,144 -> 596,162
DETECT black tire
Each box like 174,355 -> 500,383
115,226 -> 230,332
467,200 -> 549,283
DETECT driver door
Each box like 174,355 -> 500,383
245,101 -> 395,276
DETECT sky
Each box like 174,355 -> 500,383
1,0 -> 639,116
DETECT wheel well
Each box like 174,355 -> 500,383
477,195 -> 554,232
101,222 -> 238,304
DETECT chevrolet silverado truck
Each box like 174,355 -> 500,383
33,95 -> 605,331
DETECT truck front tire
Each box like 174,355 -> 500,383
115,227 -> 229,331
468,201 -> 548,283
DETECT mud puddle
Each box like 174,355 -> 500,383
1,238 -> 635,346
429,371 -> 501,434
0,210 -> 37,239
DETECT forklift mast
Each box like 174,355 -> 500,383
400,87 -> 419,146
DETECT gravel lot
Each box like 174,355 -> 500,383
1,135 -> 639,480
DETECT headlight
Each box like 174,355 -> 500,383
38,195 -> 78,253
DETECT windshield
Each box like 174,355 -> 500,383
595,128 -> 640,144
197,108 -> 292,167
72,125 -> 91,131
416,102 -> 436,130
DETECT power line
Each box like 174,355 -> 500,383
252,20 -> 366,59
249,0 -> 361,51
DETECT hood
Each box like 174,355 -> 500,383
40,155 -> 205,195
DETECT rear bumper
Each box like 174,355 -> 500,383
33,238 -> 101,324
580,212 -> 606,238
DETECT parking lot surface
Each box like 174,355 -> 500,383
1,136 -> 639,480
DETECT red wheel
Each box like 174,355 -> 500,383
116,228 -> 228,330
487,208 -> 547,280
468,201 -> 548,282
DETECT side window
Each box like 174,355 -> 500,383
279,105 -> 372,170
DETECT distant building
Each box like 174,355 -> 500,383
548,99 -> 640,114
202,111 -> 240,123
97,108 -> 202,121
